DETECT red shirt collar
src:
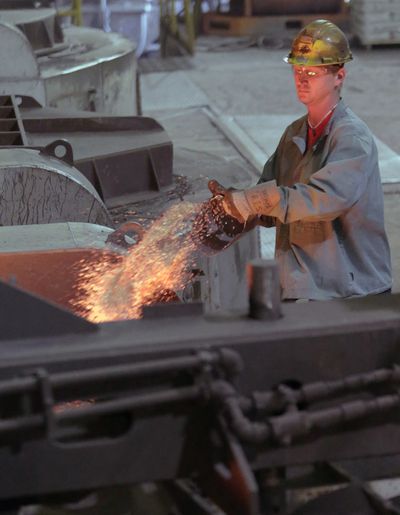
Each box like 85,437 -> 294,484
306,109 -> 335,151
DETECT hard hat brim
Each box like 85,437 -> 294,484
284,55 -> 353,66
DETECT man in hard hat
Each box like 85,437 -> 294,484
208,19 -> 392,301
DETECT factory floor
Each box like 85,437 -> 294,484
139,35 -> 400,294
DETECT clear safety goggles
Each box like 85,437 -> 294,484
292,66 -> 330,78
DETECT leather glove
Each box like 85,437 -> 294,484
208,180 -> 252,223
208,179 -> 281,222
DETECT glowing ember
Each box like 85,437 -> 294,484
73,202 -> 203,322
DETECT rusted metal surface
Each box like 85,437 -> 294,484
0,222 -> 121,313
0,248 -> 118,313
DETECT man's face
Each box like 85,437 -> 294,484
292,65 -> 346,106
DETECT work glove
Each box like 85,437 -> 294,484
208,179 -> 281,223
208,180 -> 252,223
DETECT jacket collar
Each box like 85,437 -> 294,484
291,98 -> 347,153
323,98 -> 347,136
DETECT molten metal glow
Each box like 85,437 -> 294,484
74,202 -> 202,322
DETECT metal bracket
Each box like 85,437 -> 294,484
39,139 -> 74,166
34,368 -> 56,439
106,221 -> 145,249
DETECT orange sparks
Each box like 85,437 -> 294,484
73,202 -> 202,322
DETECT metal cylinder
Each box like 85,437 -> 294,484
252,0 -> 341,16
0,148 -> 112,227
247,259 -> 281,320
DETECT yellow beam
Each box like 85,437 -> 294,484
58,0 -> 83,26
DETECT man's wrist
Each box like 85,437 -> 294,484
231,191 -> 253,220
244,181 -> 280,215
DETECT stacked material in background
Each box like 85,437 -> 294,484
351,0 -> 400,46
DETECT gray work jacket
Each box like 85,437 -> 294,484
259,100 -> 392,300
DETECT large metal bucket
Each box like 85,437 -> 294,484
80,0 -> 160,56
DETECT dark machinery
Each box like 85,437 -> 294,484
250,0 -> 343,16
0,95 -> 172,232
1,271 -> 400,514
0,94 -> 173,213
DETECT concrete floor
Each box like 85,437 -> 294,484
139,37 -> 400,293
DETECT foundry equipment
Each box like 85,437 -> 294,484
0,4 -> 137,114
2,7 -> 399,513
0,144 -> 111,227
0,94 -> 173,220
0,183 -> 260,323
0,196 -> 257,322
80,0 -> 160,57
1,266 -> 400,514
0,94 -> 256,326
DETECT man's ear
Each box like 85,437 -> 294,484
336,66 -> 346,87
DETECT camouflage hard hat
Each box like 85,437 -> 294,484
285,19 -> 353,66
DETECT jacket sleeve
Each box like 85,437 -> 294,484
247,129 -> 376,224
256,156 -> 278,227
256,132 -> 286,226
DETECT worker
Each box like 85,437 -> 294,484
208,19 -> 392,301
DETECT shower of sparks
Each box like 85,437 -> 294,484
73,201 -> 208,322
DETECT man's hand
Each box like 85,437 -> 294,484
208,180 -> 252,223
208,179 -> 281,221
